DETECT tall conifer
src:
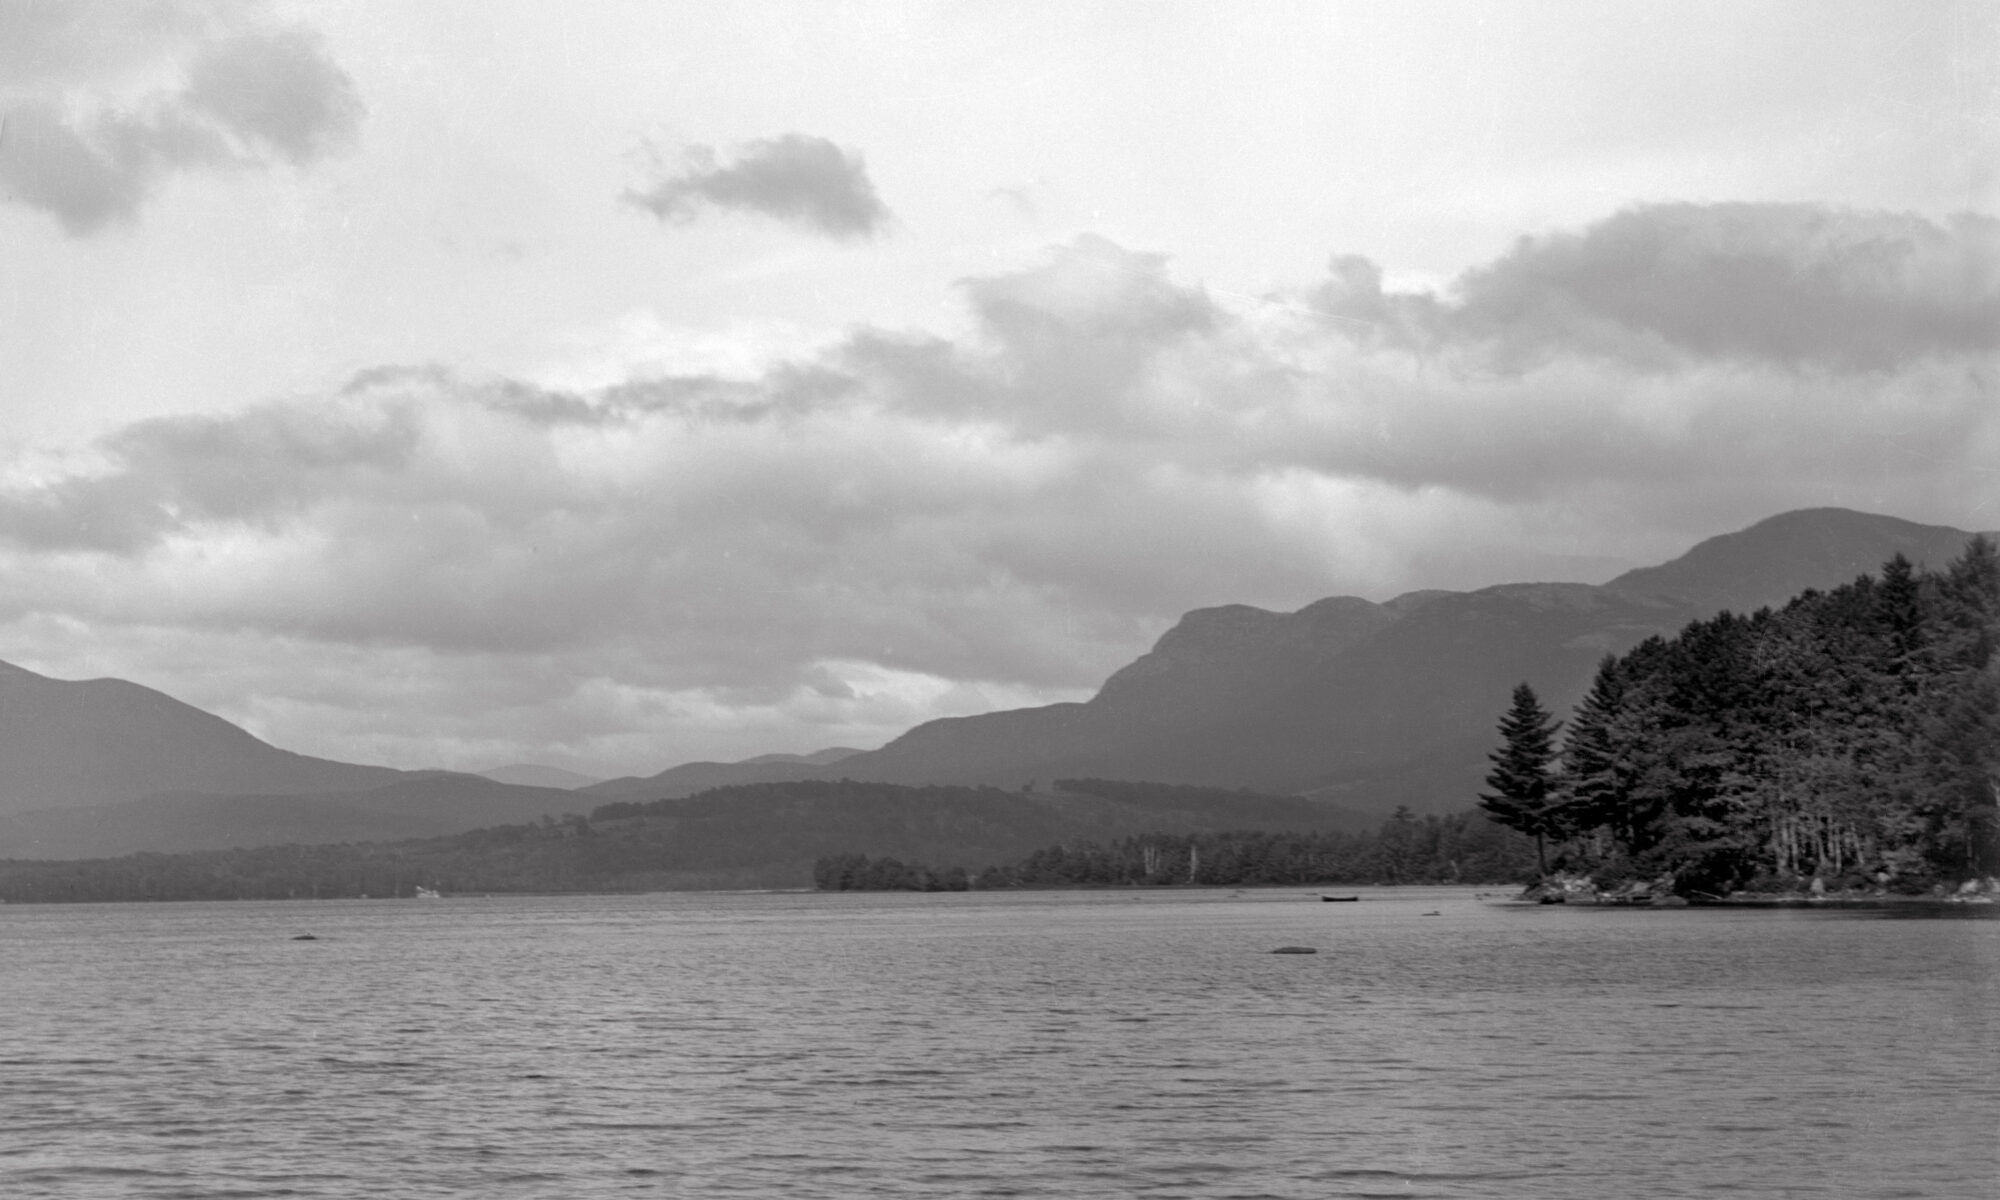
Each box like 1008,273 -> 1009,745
1480,683 -> 1565,875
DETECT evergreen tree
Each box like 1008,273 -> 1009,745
1480,683 -> 1566,875
1562,656 -> 1634,840
1873,552 -> 1925,685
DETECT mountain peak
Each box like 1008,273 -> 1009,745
1604,508 -> 1988,615
1089,596 -> 1391,717
0,664 -> 407,815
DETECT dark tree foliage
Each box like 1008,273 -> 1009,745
1479,683 -> 1566,874
1517,537 -> 2000,897
817,808 -> 1539,891
1561,656 -> 1640,843
812,854 -> 969,892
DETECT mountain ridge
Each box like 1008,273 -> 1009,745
0,664 -> 408,815
476,763 -> 603,789
0,507 -> 1989,859
640,507 -> 1993,807
1602,508 -> 1985,613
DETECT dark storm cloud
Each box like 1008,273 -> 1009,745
623,134 -> 891,240
0,2 -> 361,234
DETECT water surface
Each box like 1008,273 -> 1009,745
4,888 -> 1995,1198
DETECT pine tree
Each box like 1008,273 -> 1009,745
1480,683 -> 1565,875
1562,656 -> 1631,836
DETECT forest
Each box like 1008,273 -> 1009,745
814,807 -> 1536,890
1480,539 -> 2000,897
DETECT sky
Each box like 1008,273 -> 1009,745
1,1 -> 1996,778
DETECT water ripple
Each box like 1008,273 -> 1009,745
1,889 -> 1994,1199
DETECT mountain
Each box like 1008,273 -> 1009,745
0,776 -> 587,859
477,763 -> 602,789
817,597 -> 1399,789
1602,508 -> 1986,614
0,661 -> 405,814
0,663 -> 590,858
847,582 -> 1690,804
660,508 -> 1991,812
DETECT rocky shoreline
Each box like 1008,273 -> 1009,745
1521,873 -> 2000,908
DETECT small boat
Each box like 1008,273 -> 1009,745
415,886 -> 441,899
1320,894 -> 1360,902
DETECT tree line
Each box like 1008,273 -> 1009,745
815,807 -> 1538,890
1479,539 -> 2000,896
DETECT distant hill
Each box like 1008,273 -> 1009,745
0,663 -> 591,857
1603,508 -> 1988,614
0,775 -> 592,859
582,777 -> 1372,884
476,763 -> 602,789
0,777 -> 1378,899
0,661 -> 405,814
584,747 -> 865,799
583,758 -> 833,800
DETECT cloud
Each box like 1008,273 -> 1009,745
0,202 -> 1992,772
1439,203 -> 2000,371
0,1 -> 362,234
623,133 -> 890,239
180,25 -> 363,165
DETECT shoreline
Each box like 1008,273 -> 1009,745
1521,877 -> 2000,911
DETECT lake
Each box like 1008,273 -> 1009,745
3,887 -> 1995,1198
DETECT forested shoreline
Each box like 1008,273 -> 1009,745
814,808 -> 1535,890
1479,539 -> 2000,898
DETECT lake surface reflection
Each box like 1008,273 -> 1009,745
3,888 -> 1996,1199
